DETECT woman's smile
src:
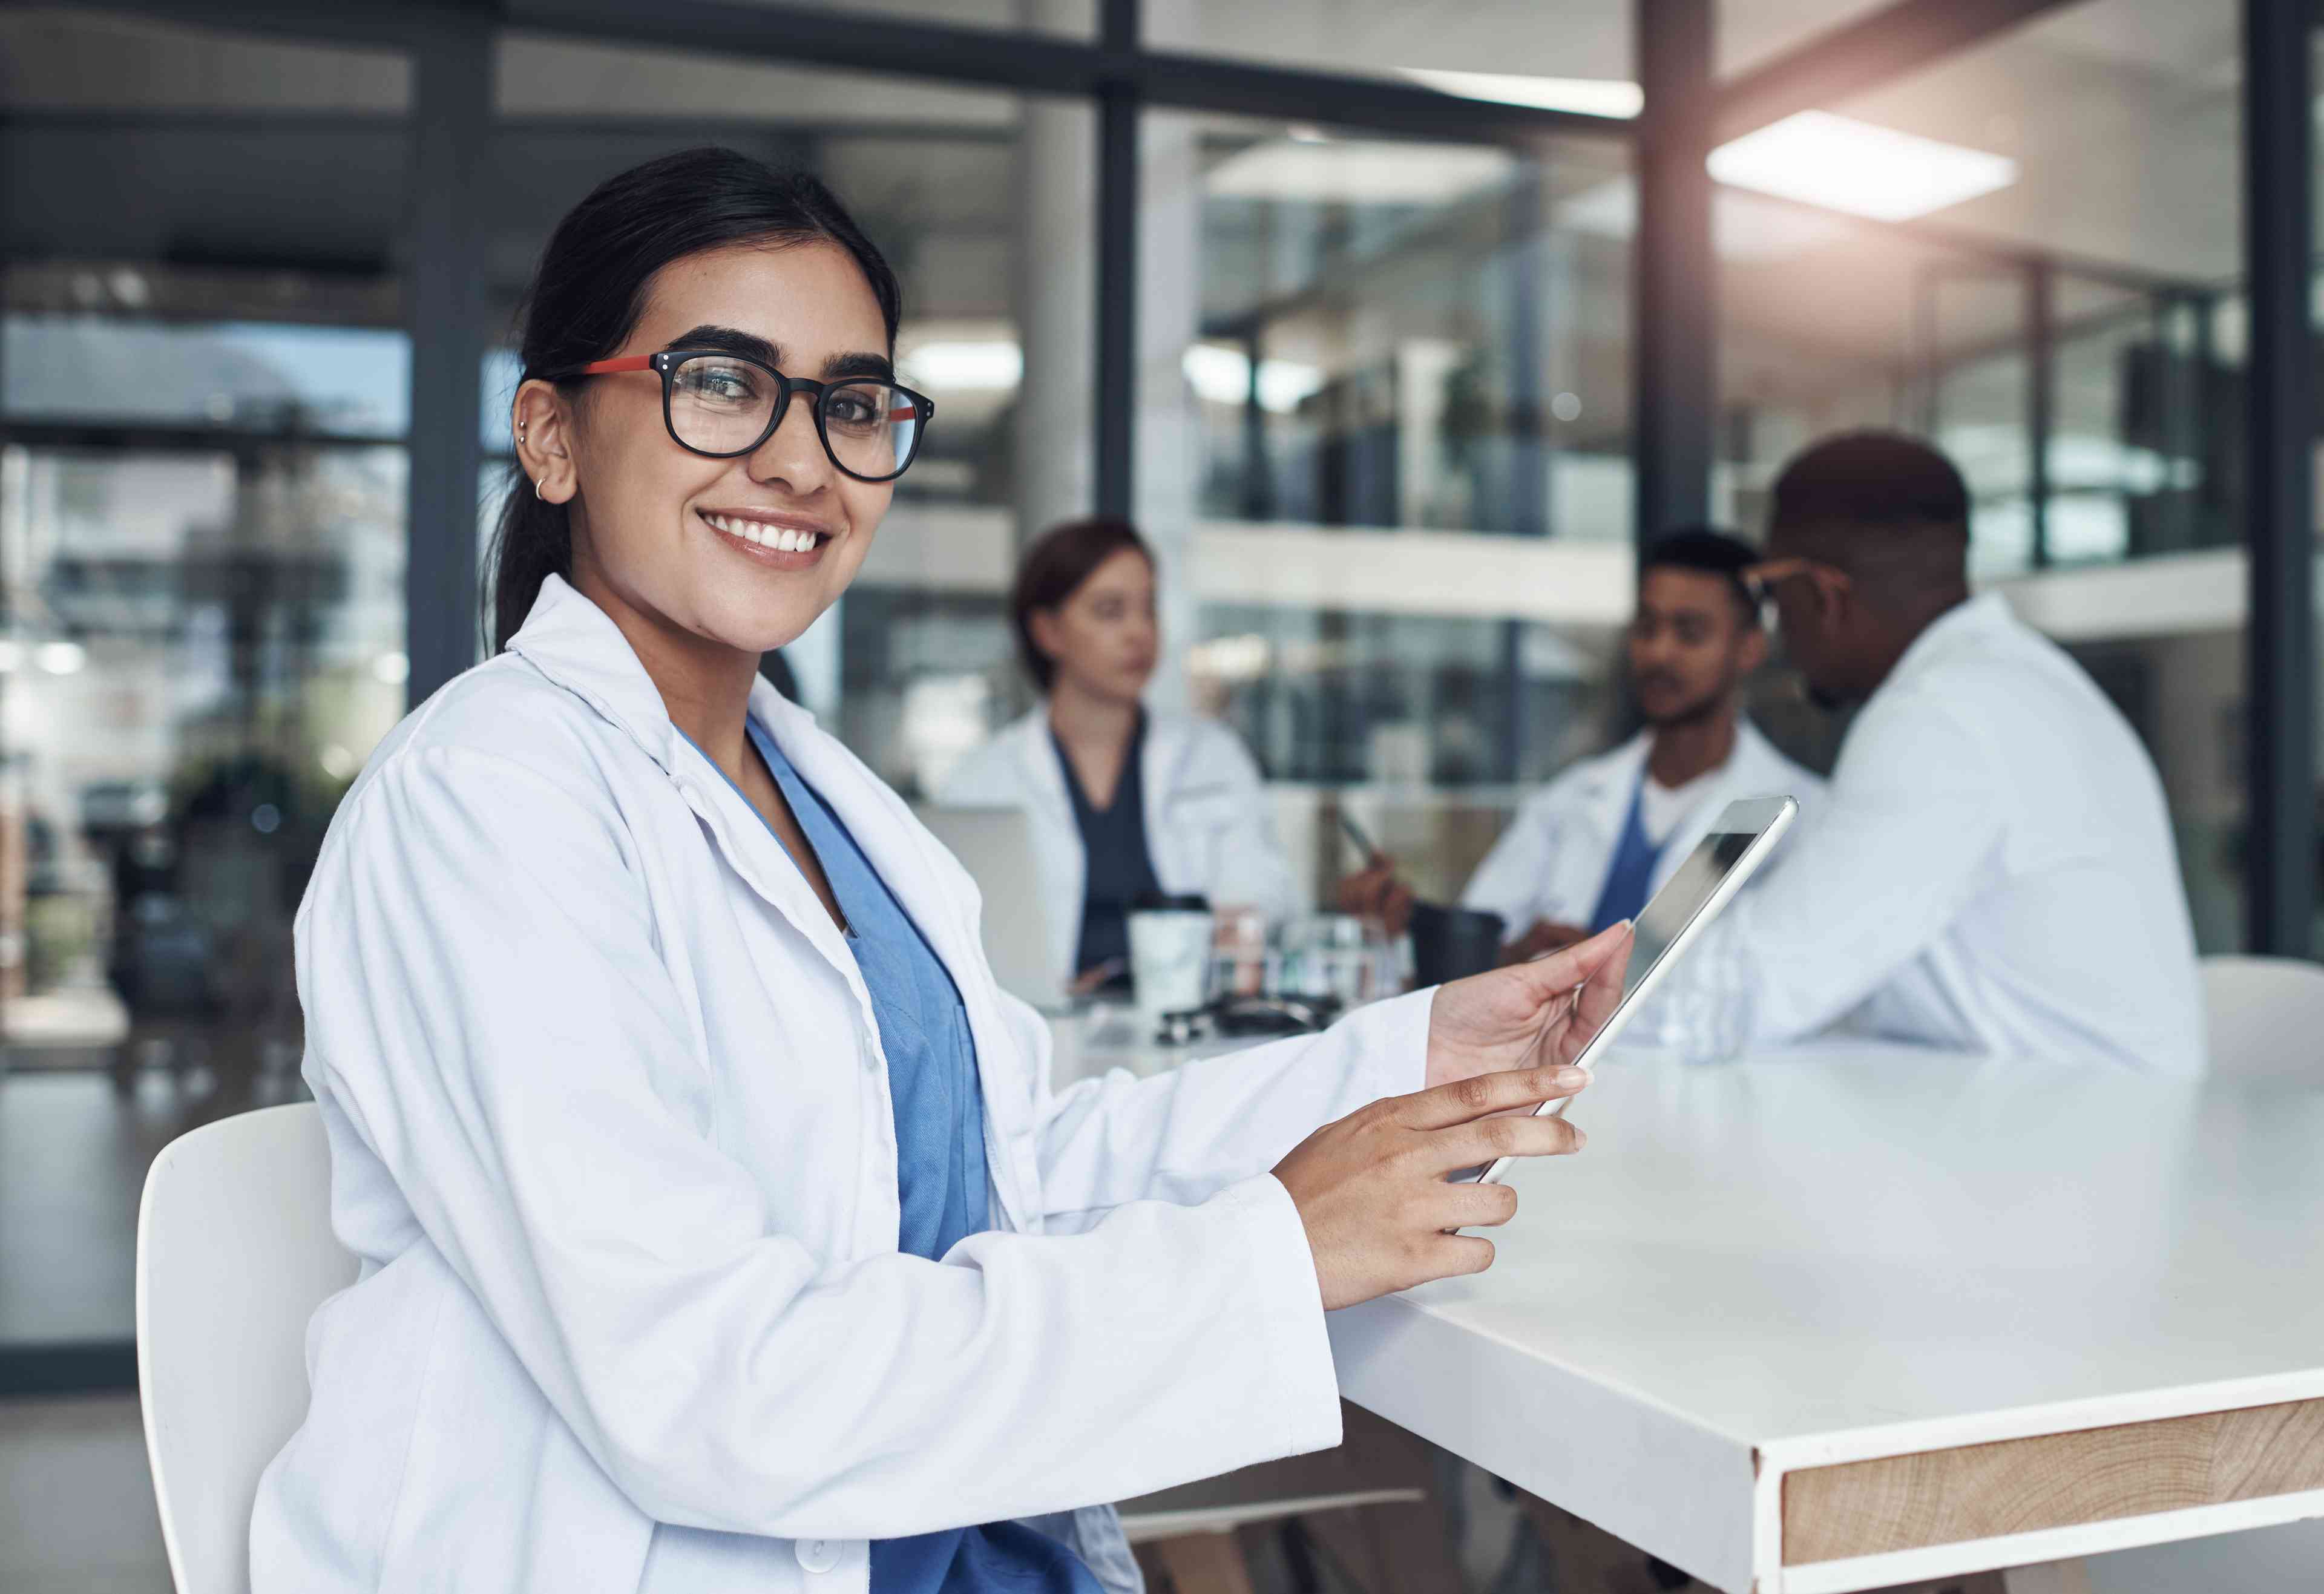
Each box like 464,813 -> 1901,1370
697,506 -> 836,569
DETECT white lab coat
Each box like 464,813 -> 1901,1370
1659,594 -> 2205,1073
1459,720 -> 1825,939
938,707 -> 1301,988
251,574 -> 1434,1594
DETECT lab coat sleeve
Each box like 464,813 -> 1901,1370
1652,696 -> 2003,1054
297,745 -> 1347,1541
1027,989 -> 1436,1222
1459,792 -> 1558,934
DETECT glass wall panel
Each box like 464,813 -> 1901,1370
1140,108 -> 1633,899
1166,0 -> 1632,105
0,13 -> 410,1362
1166,117 -> 1633,543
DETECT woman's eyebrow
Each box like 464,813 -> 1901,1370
666,324 -> 781,364
822,350 -> 896,383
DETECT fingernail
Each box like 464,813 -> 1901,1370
1555,1066 -> 1590,1089
1574,1127 -> 1588,1149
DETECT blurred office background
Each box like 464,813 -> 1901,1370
1,0 -> 2322,1584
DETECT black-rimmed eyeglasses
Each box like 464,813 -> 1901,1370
544,349 -> 934,484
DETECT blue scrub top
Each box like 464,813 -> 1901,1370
1587,773 -> 1668,934
737,719 -> 1103,1594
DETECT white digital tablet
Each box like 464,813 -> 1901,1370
1457,795 -> 1799,1187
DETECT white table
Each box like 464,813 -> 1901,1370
1325,1043 -> 2324,1593
1045,1003 -> 1267,1089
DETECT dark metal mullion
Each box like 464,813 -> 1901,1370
2240,0 -> 2317,956
1241,329 -> 1273,521
2026,261 -> 2054,569
404,14 -> 491,702
496,0 -> 1627,146
1633,0 -> 1718,546
1094,0 -> 1140,520
1715,0 -> 2083,142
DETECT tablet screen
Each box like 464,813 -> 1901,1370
1447,798 -> 1794,1185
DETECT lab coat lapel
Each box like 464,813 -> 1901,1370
1564,734 -> 1650,911
508,580 -> 849,966
760,686 -> 1037,1233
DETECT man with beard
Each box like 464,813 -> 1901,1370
1341,529 -> 1822,963
1655,431 -> 2202,1072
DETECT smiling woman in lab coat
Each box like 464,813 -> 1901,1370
250,148 -> 1632,1594
939,518 -> 1299,995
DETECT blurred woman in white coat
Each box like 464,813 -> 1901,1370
939,519 -> 1299,995
250,148 -> 1632,1594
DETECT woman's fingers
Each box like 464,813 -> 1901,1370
1391,1064 -> 1591,1130
1422,1109 -> 1583,1175
1430,1233 -> 1497,1278
1569,927 -> 1633,1030
1431,1178 -> 1521,1231
1515,920 -> 1633,1006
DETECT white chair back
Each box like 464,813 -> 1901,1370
136,1102 -> 356,1594
2198,956 -> 2324,1083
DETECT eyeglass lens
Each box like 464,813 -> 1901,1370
669,355 -> 920,479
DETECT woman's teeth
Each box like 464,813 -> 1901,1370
703,513 -> 822,554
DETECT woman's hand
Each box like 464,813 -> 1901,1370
1500,917 -> 1592,968
1272,1065 -> 1592,1311
1426,920 -> 1632,1090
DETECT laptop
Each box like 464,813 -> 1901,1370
914,805 -> 1066,1011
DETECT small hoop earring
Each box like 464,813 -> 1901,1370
534,477 -> 547,501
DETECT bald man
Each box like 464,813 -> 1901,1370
1655,432 -> 2202,1072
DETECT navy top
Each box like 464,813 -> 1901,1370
736,719 -> 1101,1594
1052,715 -> 1161,985
1587,773 -> 1667,934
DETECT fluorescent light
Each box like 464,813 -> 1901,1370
1709,110 -> 2017,223
1182,346 -> 1327,414
36,641 -> 85,675
901,341 -> 1023,392
1398,68 -> 1642,120
1207,139 -> 1515,206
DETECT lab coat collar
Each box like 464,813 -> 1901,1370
503,574 -> 867,988
1886,592 -> 2013,692
1571,732 -> 1653,845
1571,717 -> 1790,850
996,708 -> 1075,825
505,574 -> 695,778
502,575 -> 852,967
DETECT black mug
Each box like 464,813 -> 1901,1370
1408,901 -> 1506,985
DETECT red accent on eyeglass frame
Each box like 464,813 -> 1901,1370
570,356 -> 924,422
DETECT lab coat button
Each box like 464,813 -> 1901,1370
796,1539 -> 841,1573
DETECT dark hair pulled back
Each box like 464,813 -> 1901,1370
487,147 -> 903,653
